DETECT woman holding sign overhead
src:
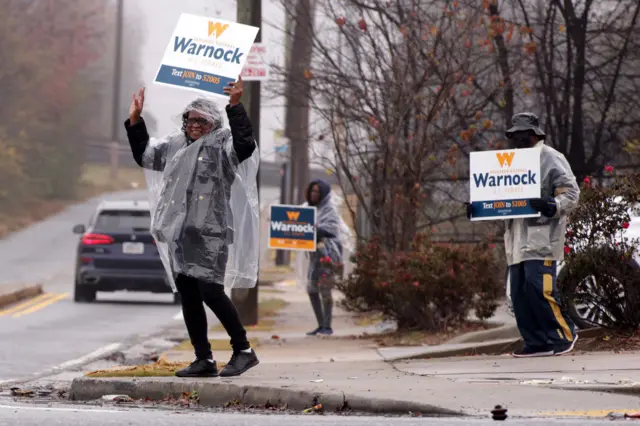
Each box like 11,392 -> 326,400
124,77 -> 261,378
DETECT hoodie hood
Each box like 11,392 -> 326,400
307,179 -> 331,206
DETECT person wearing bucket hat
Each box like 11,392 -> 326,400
467,112 -> 580,358
505,112 -> 546,146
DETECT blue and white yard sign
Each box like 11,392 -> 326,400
469,147 -> 541,221
268,205 -> 317,251
154,14 -> 259,98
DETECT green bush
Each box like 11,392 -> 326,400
336,233 -> 503,331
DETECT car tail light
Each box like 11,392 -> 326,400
80,257 -> 92,264
82,233 -> 114,245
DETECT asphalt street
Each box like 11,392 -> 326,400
0,402 -> 622,426
0,191 -> 182,383
0,187 -> 282,383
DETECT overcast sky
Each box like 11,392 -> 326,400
129,0 -> 287,161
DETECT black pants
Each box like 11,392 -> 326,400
510,260 -> 576,350
175,274 -> 249,359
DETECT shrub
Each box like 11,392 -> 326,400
336,233 -> 503,331
561,170 -> 640,332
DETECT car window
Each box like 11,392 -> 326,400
94,210 -> 151,232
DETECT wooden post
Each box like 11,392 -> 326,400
231,0 -> 262,326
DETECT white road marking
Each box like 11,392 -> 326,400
0,343 -> 124,387
173,310 -> 183,320
0,404 -> 126,414
51,343 -> 123,371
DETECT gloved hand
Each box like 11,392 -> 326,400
530,197 -> 557,218
465,202 -> 473,220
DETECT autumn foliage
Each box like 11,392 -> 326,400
272,0 -> 640,327
0,0 -> 107,211
281,0 -> 539,251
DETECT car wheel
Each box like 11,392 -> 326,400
558,264 -> 629,330
173,292 -> 182,305
74,280 -> 97,303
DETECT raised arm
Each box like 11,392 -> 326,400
224,77 -> 257,164
123,88 -> 166,171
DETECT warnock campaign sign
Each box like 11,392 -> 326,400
154,14 -> 259,98
268,205 -> 317,251
469,147 -> 542,221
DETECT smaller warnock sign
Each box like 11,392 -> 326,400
268,205 -> 317,251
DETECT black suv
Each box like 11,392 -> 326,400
72,199 -> 178,304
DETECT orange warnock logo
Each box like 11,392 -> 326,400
496,151 -> 515,167
286,211 -> 301,221
208,21 -> 229,38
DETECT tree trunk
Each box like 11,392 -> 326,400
568,14 -> 587,176
489,4 -> 515,132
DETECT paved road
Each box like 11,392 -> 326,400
0,401 -> 621,426
0,186 -> 287,383
0,191 -> 143,286
0,191 -> 188,382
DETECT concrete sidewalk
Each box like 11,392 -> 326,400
70,283 -> 640,419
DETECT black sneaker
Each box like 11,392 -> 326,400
317,328 -> 334,336
306,327 -> 322,336
175,358 -> 219,377
219,349 -> 259,377
554,335 -> 578,356
512,346 -> 554,358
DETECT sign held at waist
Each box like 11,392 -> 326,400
469,147 -> 541,221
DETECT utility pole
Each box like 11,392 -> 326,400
110,0 -> 124,180
275,3 -> 295,267
284,0 -> 315,204
231,0 -> 261,326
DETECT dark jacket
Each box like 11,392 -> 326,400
124,103 -> 255,168
123,103 -> 257,282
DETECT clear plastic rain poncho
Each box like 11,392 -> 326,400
295,181 -> 354,291
142,98 -> 260,291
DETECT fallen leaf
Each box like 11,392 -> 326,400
10,388 -> 34,397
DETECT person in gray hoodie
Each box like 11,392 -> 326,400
468,112 -> 580,358
304,180 -> 342,336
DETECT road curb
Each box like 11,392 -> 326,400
548,384 -> 640,397
0,284 -> 43,309
383,338 -> 523,362
384,327 -> 605,362
445,323 -> 520,345
69,377 -> 462,416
